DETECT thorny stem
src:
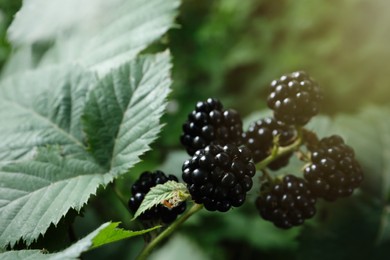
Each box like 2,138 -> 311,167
136,203 -> 204,260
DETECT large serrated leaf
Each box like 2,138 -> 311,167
83,52 -> 171,175
0,65 -> 97,163
0,147 -> 110,247
0,221 -> 158,260
133,181 -> 189,220
0,52 -> 173,247
7,0 -> 180,76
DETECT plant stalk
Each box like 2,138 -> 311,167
136,203 -> 204,260
256,127 -> 303,171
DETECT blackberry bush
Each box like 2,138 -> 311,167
303,135 -> 364,201
180,98 -> 243,155
267,71 -> 323,126
128,171 -> 187,223
242,117 -> 296,170
182,144 -> 255,212
255,175 -> 317,229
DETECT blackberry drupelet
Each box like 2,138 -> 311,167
182,144 -> 255,212
255,175 -> 317,229
267,71 -> 323,126
303,135 -> 364,201
180,98 -> 243,155
242,117 -> 296,170
128,171 -> 187,223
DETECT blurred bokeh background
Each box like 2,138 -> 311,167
1,0 -> 390,259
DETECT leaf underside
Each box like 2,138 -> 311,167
133,181 -> 189,220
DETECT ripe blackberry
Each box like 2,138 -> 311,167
242,117 -> 296,170
128,171 -> 186,223
180,98 -> 243,155
303,135 -> 364,201
182,144 -> 255,212
255,175 -> 317,229
267,71 -> 323,126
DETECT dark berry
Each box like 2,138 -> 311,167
267,71 -> 323,126
182,144 -> 255,212
128,171 -> 187,223
255,175 -> 317,229
242,117 -> 296,170
303,135 -> 364,201
181,98 -> 243,155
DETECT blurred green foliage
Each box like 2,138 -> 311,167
0,0 -> 21,69
161,0 -> 390,147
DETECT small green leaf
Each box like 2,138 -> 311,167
133,181 -> 190,220
90,222 -> 160,250
0,221 -> 158,259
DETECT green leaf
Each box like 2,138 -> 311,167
133,181 -> 189,220
0,65 -> 97,162
0,147 -> 110,247
0,221 -> 158,260
83,52 -> 171,174
90,222 -> 160,250
7,0 -> 180,76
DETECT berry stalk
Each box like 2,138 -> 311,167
256,127 -> 303,171
136,203 -> 204,260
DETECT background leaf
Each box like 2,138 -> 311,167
6,0 -> 180,76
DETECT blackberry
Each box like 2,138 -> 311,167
180,98 -> 243,155
182,144 -> 255,212
303,135 -> 363,201
267,71 -> 323,126
128,171 -> 187,223
242,117 -> 296,170
255,175 -> 317,229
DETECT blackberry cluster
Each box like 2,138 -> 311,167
180,98 -> 243,155
182,144 -> 255,212
303,135 -> 364,201
242,117 -> 296,170
267,71 -> 323,126
255,175 -> 317,229
128,171 -> 186,223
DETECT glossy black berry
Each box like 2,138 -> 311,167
267,71 -> 323,126
255,175 -> 317,229
242,117 -> 296,170
180,98 -> 243,155
303,135 -> 363,201
182,144 -> 255,212
128,171 -> 186,223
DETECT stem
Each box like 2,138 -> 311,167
256,127 -> 303,171
136,203 -> 204,260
